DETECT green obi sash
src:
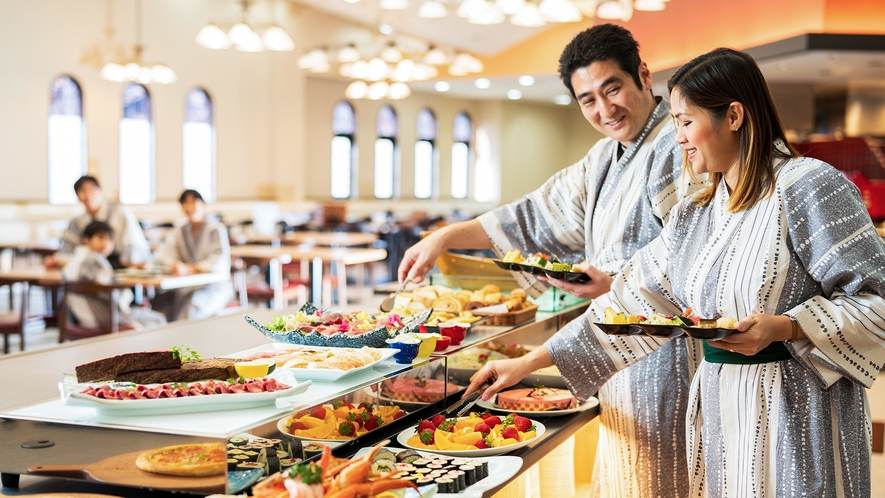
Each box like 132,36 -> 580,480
703,341 -> 792,364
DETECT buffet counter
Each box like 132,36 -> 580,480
0,301 -> 592,497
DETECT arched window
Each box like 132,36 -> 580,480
331,101 -> 356,199
451,112 -> 472,199
48,76 -> 86,204
374,105 -> 398,199
414,108 -> 436,199
119,83 -> 153,204
182,88 -> 215,202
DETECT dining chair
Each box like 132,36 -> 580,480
57,281 -> 126,342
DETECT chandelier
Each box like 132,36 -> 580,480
297,39 -> 484,100
97,0 -> 177,84
196,0 -> 295,52
377,0 -> 670,25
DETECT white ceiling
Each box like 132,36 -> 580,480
410,73 -> 574,105
290,0 -> 555,56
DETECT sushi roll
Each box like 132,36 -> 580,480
264,447 -> 277,458
236,462 -> 264,472
242,451 -> 260,462
478,460 -> 489,479
427,463 -> 443,470
229,436 -> 249,447
267,456 -> 281,474
303,443 -> 324,460
268,438 -> 282,446
435,477 -> 454,493
375,449 -> 398,464
394,463 -> 415,472
460,465 -> 477,485
448,470 -> 466,491
396,449 -> 422,464
226,458 -> 239,471
372,459 -> 396,474
277,451 -> 290,460
401,476 -> 419,484
228,449 -> 245,456
280,458 -> 301,469
415,477 -> 434,487
232,454 -> 249,464
412,458 -> 432,466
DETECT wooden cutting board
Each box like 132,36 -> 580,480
27,451 -> 226,493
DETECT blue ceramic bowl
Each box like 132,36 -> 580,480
387,341 -> 420,364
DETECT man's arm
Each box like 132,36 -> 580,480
397,219 -> 491,283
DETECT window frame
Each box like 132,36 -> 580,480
331,101 -> 357,199
374,105 -> 399,200
182,87 -> 216,202
414,108 -> 437,200
119,83 -> 155,205
451,112 -> 473,199
47,75 -> 87,205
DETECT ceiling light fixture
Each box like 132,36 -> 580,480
418,0 -> 448,18
423,46 -> 449,65
435,81 -> 451,92
379,23 -> 394,35
496,0 -> 526,15
554,94 -> 572,105
345,80 -> 368,99
100,0 -> 176,84
507,89 -> 523,100
380,42 -> 403,63
468,1 -> 506,24
337,44 -> 361,63
475,78 -> 491,89
511,2 -> 546,26
380,0 -> 409,9
261,26 -> 294,51
196,24 -> 230,49
518,75 -> 535,86
597,0 -> 632,20
196,1 -> 294,53
633,0 -> 665,10
539,0 -> 583,21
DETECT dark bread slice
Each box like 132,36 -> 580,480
76,351 -> 181,383
115,358 -> 242,384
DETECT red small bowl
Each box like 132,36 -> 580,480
438,323 -> 468,346
434,335 -> 452,351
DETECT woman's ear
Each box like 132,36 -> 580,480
728,102 -> 745,131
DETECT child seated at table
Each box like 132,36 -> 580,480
62,221 -> 166,331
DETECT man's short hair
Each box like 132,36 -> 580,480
558,24 -> 643,98
73,176 -> 100,194
83,220 -> 113,239
179,189 -> 204,204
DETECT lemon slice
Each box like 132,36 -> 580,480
234,359 -> 276,379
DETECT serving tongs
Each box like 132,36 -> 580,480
443,390 -> 484,419
380,278 -> 411,313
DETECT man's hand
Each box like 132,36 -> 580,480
172,261 -> 194,276
537,262 -> 614,299
44,255 -> 60,269
707,314 -> 801,355
397,231 -> 446,284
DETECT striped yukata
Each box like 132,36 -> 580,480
58,202 -> 151,266
546,151 -> 885,497
151,220 -> 234,321
62,246 -> 166,330
478,99 -> 704,497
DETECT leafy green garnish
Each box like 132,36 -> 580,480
267,315 -> 287,332
170,345 -> 202,361
287,462 -> 322,484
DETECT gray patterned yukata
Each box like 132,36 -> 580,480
479,99 -> 704,497
58,202 -> 151,265
151,220 -> 233,321
546,150 -> 885,497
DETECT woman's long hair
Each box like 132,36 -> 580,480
668,48 -> 798,212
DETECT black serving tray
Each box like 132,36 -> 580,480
492,259 -> 590,283
595,322 -> 735,341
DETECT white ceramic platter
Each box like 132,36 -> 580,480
396,418 -> 545,457
475,394 -> 598,417
225,343 -> 398,382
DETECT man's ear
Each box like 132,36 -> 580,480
638,61 -> 652,91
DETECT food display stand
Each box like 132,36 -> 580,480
0,301 -> 594,496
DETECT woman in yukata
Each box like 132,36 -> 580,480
466,48 -> 885,497
151,189 -> 234,321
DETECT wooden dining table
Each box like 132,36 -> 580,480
229,244 -> 387,309
230,230 -> 379,248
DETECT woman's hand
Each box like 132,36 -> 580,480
397,231 -> 446,284
463,358 -> 532,401
537,262 -> 614,299
707,314 -> 803,355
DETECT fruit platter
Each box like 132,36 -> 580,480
277,400 -> 407,447
492,249 -> 590,283
596,307 -> 738,341
397,411 -> 545,457
245,302 -> 432,348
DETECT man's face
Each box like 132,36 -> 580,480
570,59 -> 655,147
76,181 -> 103,214
84,232 -> 114,257
181,196 -> 205,224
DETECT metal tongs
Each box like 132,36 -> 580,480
380,278 -> 411,312
443,380 -> 492,418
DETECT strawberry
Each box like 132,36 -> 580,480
439,419 -> 456,432
289,421 -> 306,431
364,415 -> 384,431
332,399 -> 345,409
479,410 -> 492,419
501,427 -> 519,440
310,405 -> 327,419
338,421 -> 356,437
473,422 -> 491,435
294,409 -> 309,418
513,416 -> 532,433
431,415 -> 446,428
393,410 -> 406,420
484,415 -> 502,428
346,412 -> 363,428
473,437 -> 491,449
358,401 -> 374,411
417,420 -> 436,433
418,429 -> 434,445
503,414 -> 515,426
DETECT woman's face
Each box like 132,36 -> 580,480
181,196 -> 206,223
670,88 -> 742,184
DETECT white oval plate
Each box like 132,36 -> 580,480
475,394 -> 598,417
275,415 -> 348,448
396,417 -> 545,457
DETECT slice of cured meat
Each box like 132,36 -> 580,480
383,378 -> 460,403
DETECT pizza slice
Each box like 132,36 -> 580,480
135,443 -> 226,477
